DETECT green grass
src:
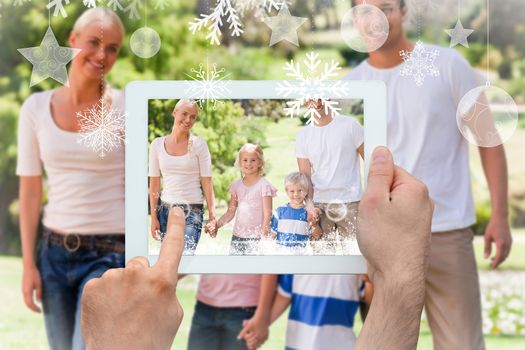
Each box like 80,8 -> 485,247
2,253 -> 525,350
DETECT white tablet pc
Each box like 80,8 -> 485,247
125,80 -> 386,273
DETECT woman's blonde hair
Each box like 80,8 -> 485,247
234,143 -> 265,177
72,7 -> 125,36
173,99 -> 199,113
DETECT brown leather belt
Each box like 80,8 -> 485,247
44,229 -> 125,254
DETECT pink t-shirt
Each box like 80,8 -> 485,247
230,177 -> 277,238
197,275 -> 262,307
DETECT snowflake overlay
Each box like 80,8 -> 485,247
124,0 -> 142,20
235,0 -> 287,18
276,51 -> 349,124
46,0 -> 99,18
77,99 -> 126,158
185,61 -> 231,109
189,0 -> 243,45
399,40 -> 439,86
107,0 -> 124,11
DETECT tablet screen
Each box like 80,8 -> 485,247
146,98 -> 365,257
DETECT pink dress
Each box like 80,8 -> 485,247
229,177 -> 277,238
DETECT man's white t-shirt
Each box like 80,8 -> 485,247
345,44 -> 482,232
295,115 -> 364,203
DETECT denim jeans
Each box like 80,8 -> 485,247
37,229 -> 125,350
187,301 -> 256,350
157,202 -> 204,255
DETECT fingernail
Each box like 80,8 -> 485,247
373,147 -> 389,163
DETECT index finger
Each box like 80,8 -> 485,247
154,207 -> 186,276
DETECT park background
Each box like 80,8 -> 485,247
1,0 -> 525,348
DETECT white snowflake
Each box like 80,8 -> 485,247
154,0 -> 168,10
83,0 -> 97,8
124,0 -> 142,20
107,0 -> 124,11
46,0 -> 97,17
188,0 -> 243,46
185,61 -> 231,109
77,99 -> 126,158
276,51 -> 349,124
235,0 -> 287,17
46,0 -> 70,17
399,40 -> 440,86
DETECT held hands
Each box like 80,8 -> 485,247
81,208 -> 186,350
204,218 -> 218,238
238,315 -> 270,350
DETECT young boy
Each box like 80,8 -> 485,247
269,274 -> 365,350
271,172 -> 322,255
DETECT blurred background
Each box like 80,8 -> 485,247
1,0 -> 524,348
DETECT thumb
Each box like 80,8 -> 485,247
364,146 -> 394,204
237,320 -> 250,339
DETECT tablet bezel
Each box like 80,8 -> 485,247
125,80 -> 386,273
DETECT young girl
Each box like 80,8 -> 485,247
187,144 -> 277,350
214,143 -> 277,255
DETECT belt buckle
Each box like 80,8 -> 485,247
64,233 -> 81,252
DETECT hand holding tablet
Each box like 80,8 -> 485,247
81,147 -> 433,349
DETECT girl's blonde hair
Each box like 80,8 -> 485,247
234,143 -> 265,176
72,7 -> 125,36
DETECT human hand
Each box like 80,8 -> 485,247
306,202 -> 320,223
22,263 -> 42,313
151,217 -> 161,240
238,315 -> 270,350
355,147 -> 433,350
357,146 -> 433,285
204,219 -> 217,238
484,216 -> 512,269
81,207 -> 186,350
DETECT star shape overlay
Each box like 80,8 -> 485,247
263,5 -> 307,46
18,26 -> 80,87
77,99 -> 126,158
399,40 -> 440,87
445,19 -> 474,48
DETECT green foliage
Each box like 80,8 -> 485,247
456,43 -> 488,68
472,201 -> 492,236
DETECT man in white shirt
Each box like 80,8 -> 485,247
296,99 -> 364,255
345,0 -> 512,349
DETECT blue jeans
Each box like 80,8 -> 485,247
188,301 -> 256,350
157,202 -> 204,255
37,229 -> 125,350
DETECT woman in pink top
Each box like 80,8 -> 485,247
17,9 -> 126,350
187,144 -> 278,350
